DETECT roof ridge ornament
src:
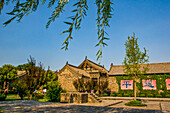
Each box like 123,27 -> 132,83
85,56 -> 87,59
66,61 -> 68,65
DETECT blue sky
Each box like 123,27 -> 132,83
0,0 -> 170,71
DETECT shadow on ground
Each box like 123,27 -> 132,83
0,100 -> 163,113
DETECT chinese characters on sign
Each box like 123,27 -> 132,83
121,80 -> 133,90
142,79 -> 156,90
165,79 -> 170,90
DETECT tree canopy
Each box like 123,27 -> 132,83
123,33 -> 149,100
0,64 -> 18,88
0,0 -> 113,63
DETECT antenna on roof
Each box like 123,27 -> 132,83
85,56 -> 87,59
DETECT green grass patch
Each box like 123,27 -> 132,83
5,97 -> 29,101
5,98 -> 21,101
5,94 -> 29,101
38,98 -> 50,102
125,100 -> 147,106
7,94 -> 18,98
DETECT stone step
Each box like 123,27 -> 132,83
89,93 -> 102,103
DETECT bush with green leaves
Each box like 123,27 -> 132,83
101,93 -> 108,97
117,94 -> 123,97
125,100 -> 147,106
140,94 -> 145,97
124,94 -> 130,97
46,81 -> 66,102
110,93 -> 116,97
8,90 -> 17,94
0,94 -> 6,101
32,91 -> 44,100
147,94 -> 153,97
14,80 -> 27,100
165,95 -> 170,98
156,94 -> 162,98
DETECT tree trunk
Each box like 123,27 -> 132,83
5,75 -> 7,88
134,76 -> 137,101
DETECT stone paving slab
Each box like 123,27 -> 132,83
74,100 -> 123,107
0,100 -> 166,113
110,100 -> 161,110
160,102 -> 170,113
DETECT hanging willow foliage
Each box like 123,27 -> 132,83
0,0 -> 113,64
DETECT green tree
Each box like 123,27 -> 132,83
17,64 -> 29,71
46,81 -> 65,102
0,68 -> 4,89
123,33 -> 149,101
0,0 -> 113,63
22,56 -> 50,99
46,70 -> 58,82
41,70 -> 58,89
0,64 -> 18,89
14,80 -> 27,100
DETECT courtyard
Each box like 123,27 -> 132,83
0,98 -> 170,113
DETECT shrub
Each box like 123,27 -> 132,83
111,92 -> 118,96
165,95 -> 170,98
8,90 -> 17,94
101,93 -> 108,97
33,91 -> 44,100
14,81 -> 27,100
160,92 -> 166,98
156,94 -> 162,98
124,94 -> 130,97
110,94 -> 116,97
140,94 -> 145,97
125,100 -> 147,106
46,81 -> 65,102
117,94 -> 122,97
147,94 -> 153,97
0,94 -> 6,101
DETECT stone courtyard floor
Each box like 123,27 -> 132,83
0,100 -> 169,113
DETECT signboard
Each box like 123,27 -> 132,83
165,79 -> 170,90
121,80 -> 133,90
142,79 -> 156,90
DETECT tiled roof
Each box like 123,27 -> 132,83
67,64 -> 91,77
78,58 -> 108,73
58,63 -> 90,77
17,71 -> 26,77
109,62 -> 170,75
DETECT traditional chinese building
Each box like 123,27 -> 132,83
58,57 -> 170,93
58,56 -> 108,92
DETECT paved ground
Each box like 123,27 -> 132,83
101,97 -> 170,102
0,100 -> 169,113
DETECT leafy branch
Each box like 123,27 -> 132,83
60,0 -> 88,50
95,0 -> 113,64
